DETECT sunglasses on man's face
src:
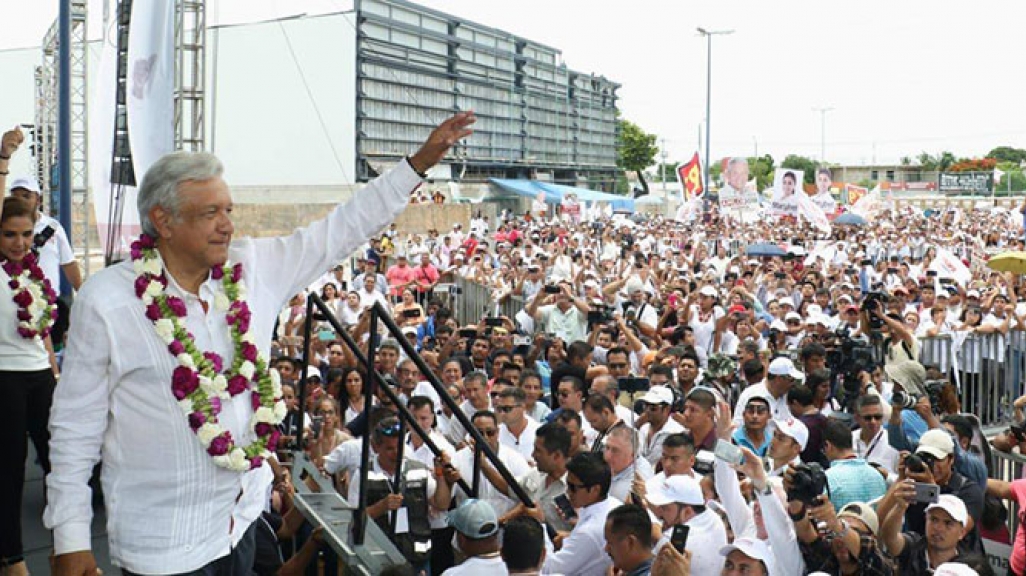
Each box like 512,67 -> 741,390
376,421 -> 402,437
860,413 -> 884,421
495,405 -> 519,413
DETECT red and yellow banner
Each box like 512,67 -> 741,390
677,153 -> 704,201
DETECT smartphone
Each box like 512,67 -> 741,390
670,524 -> 690,554
554,493 -> 577,519
914,482 -> 940,504
714,439 -> 743,466
317,330 -> 335,342
774,272 -> 786,279
458,328 -> 478,339
484,317 -> 504,327
926,270 -> 938,277
402,308 -> 422,318
544,285 -> 561,295
618,377 -> 651,394
310,416 -> 324,438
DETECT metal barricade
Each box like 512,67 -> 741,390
446,276 -> 525,326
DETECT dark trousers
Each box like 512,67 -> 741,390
429,527 -> 455,576
0,369 -> 56,562
123,522 -> 258,576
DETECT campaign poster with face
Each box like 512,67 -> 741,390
771,169 -> 803,217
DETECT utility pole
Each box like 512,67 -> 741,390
698,27 -> 734,210
812,106 -> 833,163
660,137 -> 668,190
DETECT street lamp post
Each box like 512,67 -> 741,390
813,106 -> 834,163
697,27 -> 733,212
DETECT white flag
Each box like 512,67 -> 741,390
851,185 -> 883,219
929,248 -> 972,286
796,192 -> 832,234
995,167 -> 1006,184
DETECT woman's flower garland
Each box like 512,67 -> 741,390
3,252 -> 58,339
130,234 -> 285,472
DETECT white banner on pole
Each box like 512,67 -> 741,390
127,0 -> 176,194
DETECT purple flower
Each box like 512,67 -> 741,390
240,342 -> 258,363
134,275 -> 150,297
166,296 -> 187,317
207,433 -> 232,456
171,366 -> 200,400
249,456 -> 263,470
228,375 -> 250,396
168,340 -> 185,355
209,396 -> 222,415
145,302 -> 162,321
211,266 -> 224,281
231,263 -> 243,283
13,290 -> 32,308
17,310 -> 31,322
188,411 -> 206,430
49,308 -> 58,319
204,352 -> 224,373
8,280 -> 18,290
7,263 -> 23,277
267,430 -> 281,452
17,327 -> 34,338
251,391 -> 263,411
255,422 -> 274,436
138,234 -> 155,249
130,246 -> 143,260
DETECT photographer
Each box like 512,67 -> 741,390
879,488 -> 973,573
893,430 -> 985,555
792,499 -> 893,575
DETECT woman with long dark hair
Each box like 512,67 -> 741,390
1,197 -> 60,575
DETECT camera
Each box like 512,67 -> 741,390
33,225 -> 56,252
587,305 -> 614,326
904,453 -> 928,474
786,463 -> 828,505
544,285 -> 562,295
861,291 -> 888,330
892,390 -> 919,410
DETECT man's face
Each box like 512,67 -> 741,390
558,382 -> 583,412
678,359 -> 699,384
412,404 -> 434,432
471,338 -> 490,361
804,354 -> 826,374
723,550 -> 766,576
494,394 -> 523,426
768,429 -> 798,463
276,361 -> 296,382
282,385 -> 297,411
660,445 -> 694,477
398,363 -> 420,393
645,403 -> 670,428
682,400 -> 712,431
857,405 -> 885,439
567,471 -> 595,509
596,331 -> 613,349
465,380 -> 489,408
743,401 -> 770,433
532,436 -> 557,474
563,420 -> 584,453
473,417 -> 500,452
602,434 -> 633,475
362,276 -> 377,292
492,355 -> 510,376
521,377 -> 543,404
604,520 -> 635,572
727,162 -> 749,190
10,187 -> 40,211
583,405 -> 613,432
925,509 -> 967,552
373,436 -> 400,470
607,353 -> 630,379
378,348 -> 399,370
153,177 -> 235,272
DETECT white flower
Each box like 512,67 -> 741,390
142,257 -> 163,276
238,361 -> 255,380
145,280 -> 164,298
177,353 -> 196,369
213,454 -> 231,468
213,292 -> 231,312
178,399 -> 194,413
212,374 -> 228,392
199,375 -> 217,396
142,294 -> 154,306
133,259 -> 147,274
242,332 -> 257,345
154,319 -> 176,343
236,284 -> 248,300
228,448 -> 248,471
196,423 -> 221,447
273,399 -> 287,422
254,406 -> 276,424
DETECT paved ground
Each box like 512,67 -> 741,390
22,444 -> 115,574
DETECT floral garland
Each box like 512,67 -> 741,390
130,234 -> 285,472
3,252 -> 58,339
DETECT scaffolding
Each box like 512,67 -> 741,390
36,0 -> 91,275
175,0 -> 206,152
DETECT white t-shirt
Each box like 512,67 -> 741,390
441,554 -> 509,575
34,213 -> 75,289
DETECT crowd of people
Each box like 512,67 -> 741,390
4,110 -> 1026,576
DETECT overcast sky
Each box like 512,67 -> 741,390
4,0 -> 1025,168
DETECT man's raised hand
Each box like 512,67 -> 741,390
409,112 -> 476,174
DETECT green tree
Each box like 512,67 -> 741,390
918,151 -> 956,171
987,146 -> 1026,165
653,162 -> 681,184
779,154 -> 819,185
617,119 -> 659,195
747,154 -> 775,191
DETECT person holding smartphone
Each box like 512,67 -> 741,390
647,474 -> 726,575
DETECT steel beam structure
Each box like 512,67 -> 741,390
174,0 -> 206,152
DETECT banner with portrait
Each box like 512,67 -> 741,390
770,169 -> 803,218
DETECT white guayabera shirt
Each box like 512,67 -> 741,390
44,163 -> 422,575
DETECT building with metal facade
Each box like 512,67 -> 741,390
355,0 -> 621,190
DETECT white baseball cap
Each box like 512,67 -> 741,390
699,285 -> 718,298
640,385 -> 674,406
719,537 -> 775,573
774,417 -> 809,450
933,563 -> 979,576
784,311 -> 803,322
925,494 -> 969,528
646,474 -> 705,507
767,357 -> 804,380
916,429 -> 955,460
8,176 -> 40,194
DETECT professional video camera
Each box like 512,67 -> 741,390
860,291 -> 889,331
821,327 -> 876,413
786,463 -> 829,505
892,379 -> 947,414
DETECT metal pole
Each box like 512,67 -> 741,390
58,0 -> 73,296
389,415 -> 406,537
355,310 -> 380,546
702,32 -> 711,210
471,442 -> 481,497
